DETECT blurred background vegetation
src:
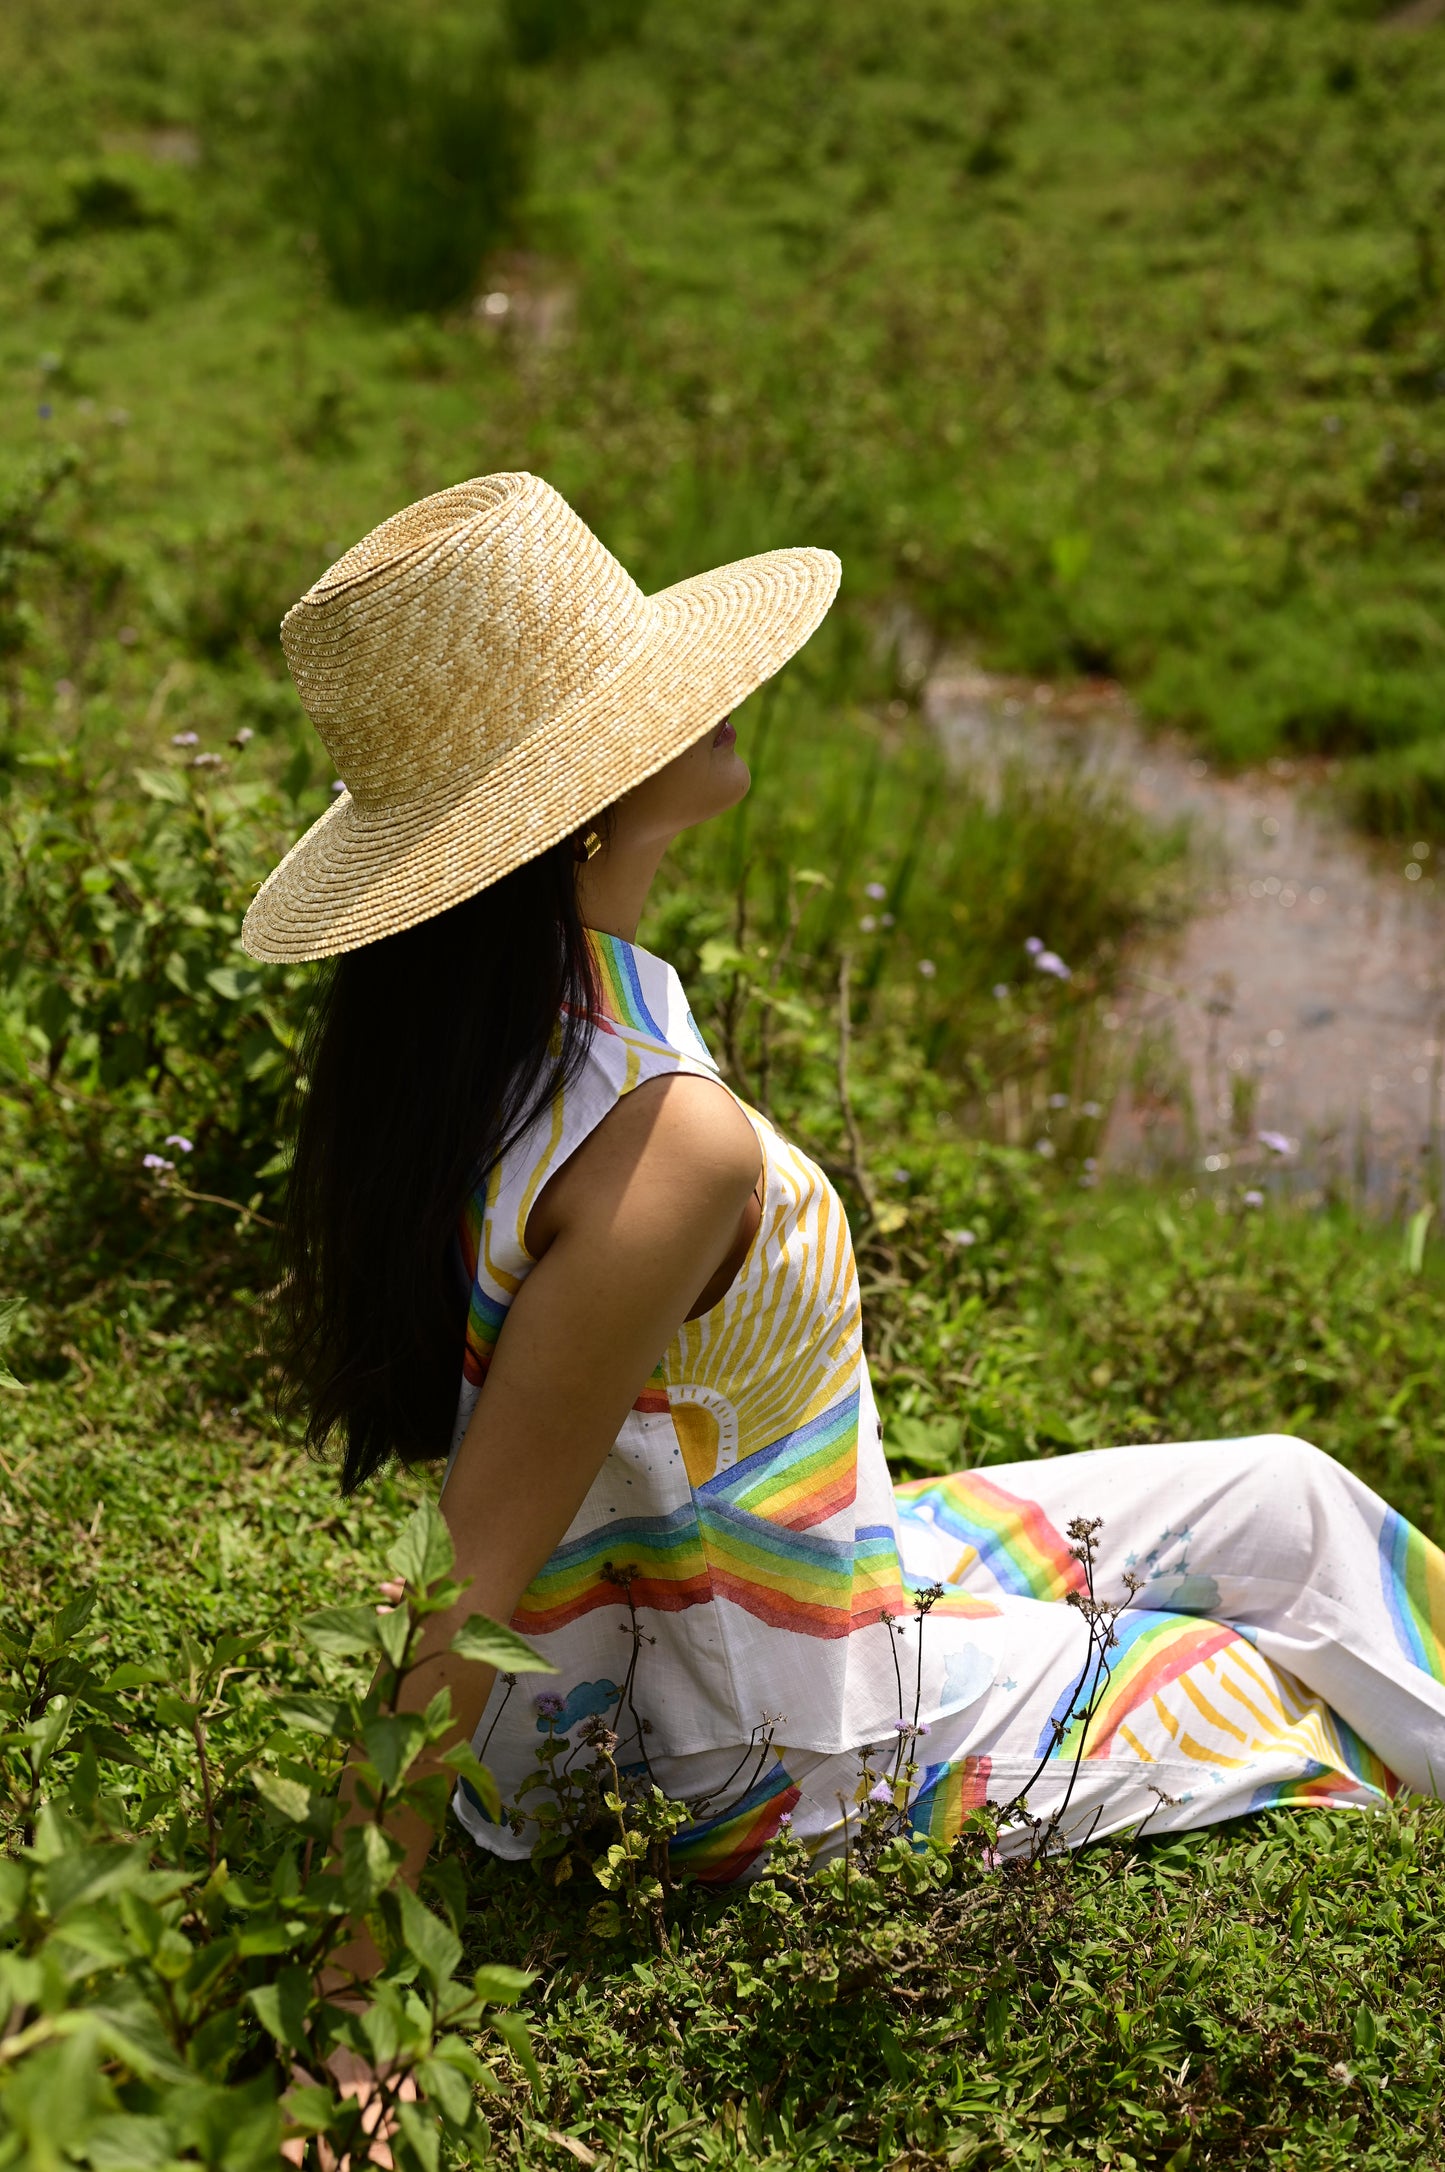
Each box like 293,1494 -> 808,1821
4,3 -> 1445,2166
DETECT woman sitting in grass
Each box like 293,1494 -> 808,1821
247,471 -> 1445,1973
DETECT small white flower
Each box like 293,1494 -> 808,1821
170,730 -> 198,748
864,881 -> 887,901
918,958 -> 937,978
1024,936 -> 1044,955
1257,1130 -> 1296,1156
946,1228 -> 977,1248
1035,1138 -> 1056,1158
859,914 -> 877,932
1243,1188 -> 1265,1207
993,983 -> 1010,1000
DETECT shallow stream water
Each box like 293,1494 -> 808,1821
924,663 -> 1445,1210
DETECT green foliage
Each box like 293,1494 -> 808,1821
1,0 -> 1443,790
289,8 -> 533,315
472,1800 -> 1445,2169
0,1505 -> 548,2169
503,0 -> 651,69
1339,735 -> 1445,841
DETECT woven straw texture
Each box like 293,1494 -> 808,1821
241,472 -> 840,962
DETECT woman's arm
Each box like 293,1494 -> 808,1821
327,1072 -> 761,1978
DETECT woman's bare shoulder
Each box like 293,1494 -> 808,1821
526,1071 -> 759,1256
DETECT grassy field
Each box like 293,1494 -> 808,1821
4,2 -> 1445,2166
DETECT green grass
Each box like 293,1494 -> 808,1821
1,0 -> 1444,780
5,2 -> 1445,2164
8,1175 -> 1445,2168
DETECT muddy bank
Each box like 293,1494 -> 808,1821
924,664 -> 1445,1209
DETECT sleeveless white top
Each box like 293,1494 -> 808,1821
448,932 -> 1000,1857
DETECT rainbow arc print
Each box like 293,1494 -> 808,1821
895,1471 -> 1087,1602
1378,1508 -> 1445,1684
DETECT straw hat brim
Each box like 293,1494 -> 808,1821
241,543 -> 840,964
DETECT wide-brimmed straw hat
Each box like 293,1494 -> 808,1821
240,471 -> 840,962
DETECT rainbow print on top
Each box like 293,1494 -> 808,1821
588,929 -> 671,1044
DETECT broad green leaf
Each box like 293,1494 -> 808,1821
361,1710 -> 428,1791
247,1964 -> 312,2052
449,1613 -> 555,1676
387,1500 -> 455,1592
44,1841 -> 149,1920
299,1603 -> 383,1659
471,1964 -> 535,2007
491,2007 -> 541,2092
274,1691 -> 347,1736
414,2053 -> 473,2126
99,1661 -> 170,1693
154,1691 -> 199,1730
82,2003 -> 195,2085
48,1588 -> 97,1646
252,1770 -> 313,1823
374,1603 -> 412,1669
397,1882 -> 462,1989
134,765 -> 191,804
83,2111 -> 177,2170
280,2085 -> 336,2137
205,964 -> 263,1002
395,2098 -> 442,2172
437,1741 -> 500,1823
49,1903 -> 132,1967
341,1820 -> 401,1914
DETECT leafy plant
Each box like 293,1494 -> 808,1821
290,8 -> 533,315
503,0 -> 651,69
0,1502 -> 550,2169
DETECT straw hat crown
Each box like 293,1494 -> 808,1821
282,473 -> 653,810
243,470 -> 840,962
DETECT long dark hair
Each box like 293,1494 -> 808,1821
280,837 -> 600,1494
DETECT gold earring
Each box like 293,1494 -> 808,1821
574,827 -> 602,862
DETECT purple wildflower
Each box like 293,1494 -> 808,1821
1035,950 -> 1071,980
331,779 -> 347,795
1243,1188 -> 1265,1207
867,1779 -> 894,1806
1257,1130 -> 1295,1156
142,1153 -> 174,1173
533,1690 -> 564,1719
864,881 -> 887,901
777,1810 -> 793,1828
164,1135 -> 193,1154
1024,936 -> 1044,956
918,958 -> 937,978
982,1845 -> 1003,1870
993,983 -> 1010,1000
170,731 -> 198,748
